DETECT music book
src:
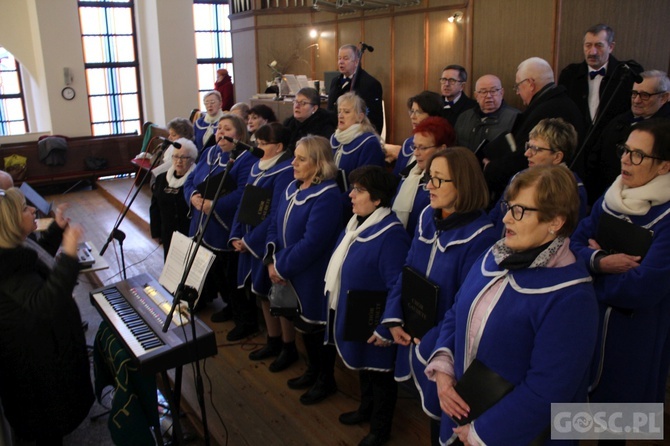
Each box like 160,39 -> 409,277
159,232 -> 216,300
451,358 -> 514,426
268,281 -> 300,317
482,132 -> 515,161
335,168 -> 348,192
20,182 -> 52,216
237,184 -> 273,226
196,170 -> 236,200
596,212 -> 653,258
342,289 -> 388,342
401,266 -> 439,340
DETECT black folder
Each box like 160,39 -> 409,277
335,168 -> 348,192
196,170 -> 235,200
20,182 -> 52,216
596,212 -> 653,258
401,266 -> 439,340
237,184 -> 273,226
451,358 -> 514,426
343,289 -> 388,342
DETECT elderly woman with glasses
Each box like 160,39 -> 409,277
426,166 -> 598,445
489,118 -> 588,235
150,138 -> 198,259
0,188 -> 94,444
391,116 -> 455,236
383,91 -> 444,175
382,147 -> 497,444
571,119 -> 670,416
194,91 -> 225,153
283,87 -> 336,154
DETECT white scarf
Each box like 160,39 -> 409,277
325,207 -> 391,310
166,163 -> 195,189
257,152 -> 283,172
333,124 -> 363,165
202,110 -> 224,146
604,173 -> 670,215
392,163 -> 423,227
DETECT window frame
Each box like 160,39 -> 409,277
0,48 -> 29,135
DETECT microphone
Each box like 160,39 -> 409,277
622,62 -> 643,84
157,137 -> 181,148
223,136 -> 264,158
360,42 -> 374,53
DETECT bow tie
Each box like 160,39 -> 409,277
589,67 -> 606,79
444,101 -> 454,108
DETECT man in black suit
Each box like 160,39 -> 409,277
558,24 -> 642,173
483,57 -> 584,203
327,44 -> 384,134
585,70 -> 670,203
439,64 -> 477,127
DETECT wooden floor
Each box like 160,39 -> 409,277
48,177 -> 431,446
46,177 -> 670,446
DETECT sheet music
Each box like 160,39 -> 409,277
159,232 -> 215,297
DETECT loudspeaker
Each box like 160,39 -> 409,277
63,67 -> 72,86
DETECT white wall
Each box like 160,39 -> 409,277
0,0 -> 200,143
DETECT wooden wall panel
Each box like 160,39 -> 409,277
557,0 -> 670,74
391,13 -> 426,143
313,24 -> 338,86
471,0 -> 555,110
363,17 -> 392,137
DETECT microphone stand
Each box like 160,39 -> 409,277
99,138 -> 169,280
569,65 -> 638,172
162,145 -> 241,446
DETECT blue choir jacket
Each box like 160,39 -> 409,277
266,179 -> 343,324
229,155 -> 294,296
571,195 -> 670,404
392,136 -> 414,177
184,146 -> 255,251
430,246 -> 598,445
326,213 -> 411,371
381,206 -> 497,418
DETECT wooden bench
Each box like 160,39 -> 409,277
0,133 -> 143,186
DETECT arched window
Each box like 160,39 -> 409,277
0,47 -> 28,136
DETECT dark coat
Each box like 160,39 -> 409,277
0,228 -> 94,440
327,68 -> 384,134
215,74 -> 235,111
585,102 -> 670,204
440,92 -> 477,127
283,108 -> 337,154
150,171 -> 192,259
483,84 -> 584,202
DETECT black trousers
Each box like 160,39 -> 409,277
230,279 -> 258,328
358,369 -> 398,435
200,250 -> 237,305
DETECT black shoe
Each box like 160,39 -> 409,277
339,410 -> 372,425
249,337 -> 282,361
358,432 -> 390,446
210,307 -> 232,323
299,381 -> 337,405
268,344 -> 299,372
226,324 -> 259,342
287,369 -> 318,389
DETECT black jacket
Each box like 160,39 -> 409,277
441,92 -> 477,127
327,68 -> 384,134
483,83 -> 585,202
150,171 -> 192,259
0,226 -> 94,440
283,107 -> 337,154
586,102 -> 670,203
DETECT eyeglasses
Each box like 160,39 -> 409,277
293,100 -> 314,107
204,100 -> 219,106
410,144 -> 438,152
408,109 -> 427,116
513,78 -> 530,93
172,155 -> 192,161
501,200 -> 539,221
351,186 -> 368,194
617,144 -> 667,165
631,90 -> 667,101
524,142 -> 555,156
427,176 -> 453,188
475,88 -> 502,96
439,78 -> 463,85
256,140 -> 278,146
